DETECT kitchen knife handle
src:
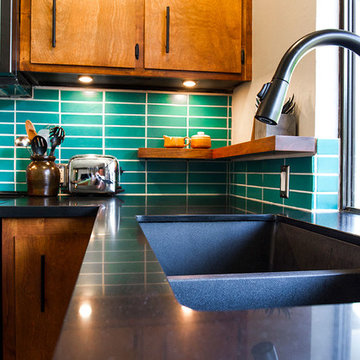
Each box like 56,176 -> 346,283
40,254 -> 45,312
165,6 -> 170,53
52,0 -> 56,48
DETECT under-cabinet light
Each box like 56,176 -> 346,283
183,80 -> 196,88
78,75 -> 93,84
79,303 -> 92,318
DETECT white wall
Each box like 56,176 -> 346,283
232,0 -> 339,143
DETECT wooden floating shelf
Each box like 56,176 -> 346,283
138,136 -> 317,161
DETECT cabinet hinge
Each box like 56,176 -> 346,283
241,49 -> 245,65
135,44 -> 140,60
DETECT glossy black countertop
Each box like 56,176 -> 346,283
2,195 -> 360,359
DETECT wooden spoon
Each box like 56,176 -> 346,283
25,120 -> 37,140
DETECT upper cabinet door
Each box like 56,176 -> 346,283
30,0 -> 138,68
144,0 -> 243,73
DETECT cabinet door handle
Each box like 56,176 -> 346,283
52,0 -> 56,48
165,6 -> 170,53
40,255 -> 45,312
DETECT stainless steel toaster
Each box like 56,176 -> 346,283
67,155 -> 123,195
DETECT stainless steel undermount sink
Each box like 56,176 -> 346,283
137,214 -> 360,311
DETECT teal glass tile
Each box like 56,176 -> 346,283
262,158 -> 284,172
0,148 -> 14,157
188,173 -> 226,183
0,112 -> 14,122
0,159 -> 14,170
0,123 -> 14,133
189,128 -> 227,140
147,183 -> 186,194
61,148 -> 103,160
189,161 -> 227,172
62,125 -> 102,137
316,194 -> 338,210
148,127 -> 186,138
148,104 -> 187,116
147,273 -> 167,283
263,203 -> 284,215
247,174 -> 263,187
316,139 -> 339,155
263,174 -> 280,188
230,195 -> 246,210
64,137 -> 102,148
232,173 -> 245,184
15,183 -> 27,191
17,100 -> 59,112
0,183 -> 15,191
188,184 -> 226,194
147,195 -> 187,206
189,117 -> 227,128
0,171 -> 14,182
61,102 -> 102,114
247,200 -> 263,213
15,171 -> 25,182
148,93 -> 187,105
229,97 -> 232,106
229,107 -> 232,117
105,103 -> 145,115
105,92 -> 146,103
284,191 -> 314,210
189,106 -> 227,117
283,209 -> 314,222
105,126 -> 145,138
0,100 -> 14,111
146,139 -> 164,148
148,116 -> 186,127
33,88 -> 59,100
233,161 -> 246,172
105,138 -> 145,148
119,197 -> 146,207
286,157 -> 314,173
147,262 -> 163,272
0,136 -> 15,146
120,161 -> 145,171
231,184 -> 246,197
247,186 -> 262,200
16,159 -> 31,171
105,149 -> 138,160
290,174 -> 314,192
316,175 -> 339,192
263,189 -> 283,205
123,183 -> 146,194
317,156 -> 339,174
121,172 -> 146,183
105,263 -> 144,274
16,112 -> 59,124
188,195 -> 226,206
189,95 -> 227,106
210,140 -> 227,149
147,173 -> 186,183
247,160 -> 263,172
61,90 -> 102,102
147,161 -> 187,172
105,115 -> 145,126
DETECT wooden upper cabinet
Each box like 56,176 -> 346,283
30,0 -> 138,68
144,0 -> 243,73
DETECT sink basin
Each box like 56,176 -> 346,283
137,214 -> 360,311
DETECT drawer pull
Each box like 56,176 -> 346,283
40,255 -> 45,312
165,6 -> 170,53
52,0 -> 56,48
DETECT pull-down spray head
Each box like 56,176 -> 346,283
255,29 -> 360,125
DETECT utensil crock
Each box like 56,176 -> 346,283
26,155 -> 60,196
163,135 -> 190,148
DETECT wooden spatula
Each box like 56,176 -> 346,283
25,120 -> 37,140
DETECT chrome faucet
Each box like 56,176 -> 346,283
255,29 -> 360,125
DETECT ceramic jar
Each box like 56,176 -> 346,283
26,155 -> 60,196
190,132 -> 211,149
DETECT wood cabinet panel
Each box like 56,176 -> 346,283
2,217 -> 95,360
144,0 -> 243,73
30,0 -> 138,68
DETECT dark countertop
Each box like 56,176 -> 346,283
1,195 -> 360,359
